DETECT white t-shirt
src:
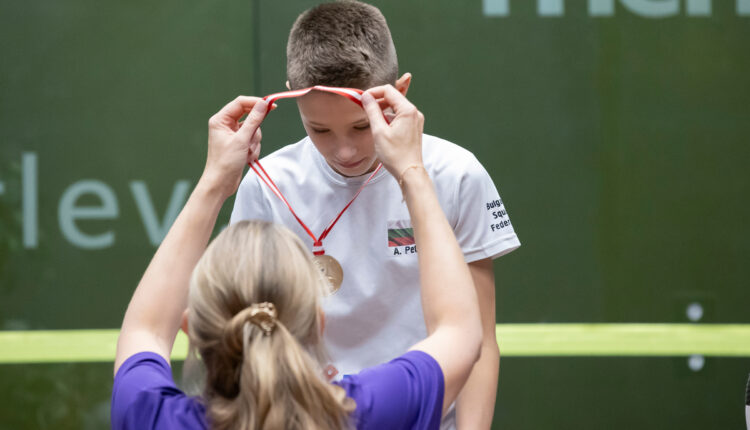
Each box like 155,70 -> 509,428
230,134 -> 520,376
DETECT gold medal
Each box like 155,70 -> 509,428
314,254 -> 344,294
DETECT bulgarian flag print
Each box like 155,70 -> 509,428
387,220 -> 415,247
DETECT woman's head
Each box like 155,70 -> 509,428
187,220 -> 353,429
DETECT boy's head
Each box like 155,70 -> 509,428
286,1 -> 398,90
287,1 -> 411,177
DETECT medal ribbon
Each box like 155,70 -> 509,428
249,86 -> 382,256
262,85 -> 364,110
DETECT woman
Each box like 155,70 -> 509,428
111,86 -> 483,429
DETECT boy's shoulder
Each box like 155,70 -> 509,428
422,134 -> 488,180
422,133 -> 478,162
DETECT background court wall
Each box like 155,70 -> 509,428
0,0 -> 748,428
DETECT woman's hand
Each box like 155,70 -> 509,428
202,96 -> 269,199
361,85 -> 424,180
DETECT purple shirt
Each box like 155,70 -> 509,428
111,350 -> 444,430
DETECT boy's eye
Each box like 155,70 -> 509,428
354,124 -> 370,131
312,128 -> 330,134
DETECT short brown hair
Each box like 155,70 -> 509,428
286,1 -> 398,90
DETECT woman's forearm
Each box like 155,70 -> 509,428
115,180 -> 225,369
401,167 -> 480,336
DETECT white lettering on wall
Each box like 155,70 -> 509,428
130,180 -> 191,246
483,0 -> 749,17
22,152 -> 38,249
686,0 -> 711,15
620,0 -> 679,17
483,0 -> 509,16
539,0 -> 565,16
590,0 -> 616,15
10,152 -> 197,249
58,180 -> 119,249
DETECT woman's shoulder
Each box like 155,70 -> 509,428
111,352 -> 207,430
336,350 -> 444,430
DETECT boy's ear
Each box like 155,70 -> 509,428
395,73 -> 412,96
285,80 -> 291,90
180,309 -> 190,336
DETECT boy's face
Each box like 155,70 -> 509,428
296,91 -> 378,177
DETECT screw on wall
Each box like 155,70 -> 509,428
688,354 -> 705,372
686,302 -> 704,322
686,302 -> 705,372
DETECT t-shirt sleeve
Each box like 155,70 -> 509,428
337,350 -> 445,430
111,352 -> 206,430
453,154 -> 520,262
229,169 -> 273,225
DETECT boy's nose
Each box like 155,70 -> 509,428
335,144 -> 357,162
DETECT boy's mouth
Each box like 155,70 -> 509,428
337,158 -> 365,169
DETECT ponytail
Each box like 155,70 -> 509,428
185,221 -> 356,430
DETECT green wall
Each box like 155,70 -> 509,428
1,0 -> 748,428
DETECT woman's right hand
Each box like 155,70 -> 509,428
361,85 -> 425,180
202,96 -> 269,200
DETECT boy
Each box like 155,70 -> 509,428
230,2 -> 520,428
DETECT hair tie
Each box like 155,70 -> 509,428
246,302 -> 277,336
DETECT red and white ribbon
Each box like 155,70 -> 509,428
263,85 -> 364,109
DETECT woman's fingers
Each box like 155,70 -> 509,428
236,100 -> 269,142
361,92 -> 389,132
209,96 -> 265,129
365,85 -> 415,117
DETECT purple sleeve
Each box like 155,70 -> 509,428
336,350 -> 445,430
111,352 -> 206,430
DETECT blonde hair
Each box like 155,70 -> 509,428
186,221 -> 355,430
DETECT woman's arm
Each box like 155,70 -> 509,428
114,97 -> 268,375
362,87 -> 482,413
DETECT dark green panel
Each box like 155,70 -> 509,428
494,356 -> 750,429
0,360 -> 185,430
0,0 -> 255,329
